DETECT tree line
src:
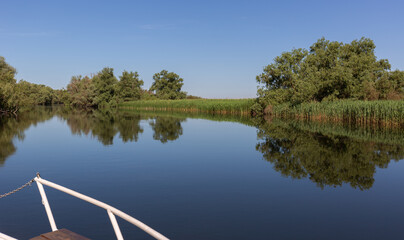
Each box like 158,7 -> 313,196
3,37 -> 403,115
65,68 -> 188,108
254,37 -> 404,114
0,56 -> 188,112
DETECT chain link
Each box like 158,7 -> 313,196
0,178 -> 35,199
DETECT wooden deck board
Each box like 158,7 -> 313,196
30,229 -> 90,240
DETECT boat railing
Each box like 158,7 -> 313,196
33,174 -> 169,240
0,233 -> 17,240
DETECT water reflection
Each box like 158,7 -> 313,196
1,108 -> 249,164
255,119 -> 404,190
149,116 -> 185,143
0,108 -> 54,164
58,109 -> 144,145
60,109 -> 186,144
1,107 -> 403,191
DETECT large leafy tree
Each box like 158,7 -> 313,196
118,71 -> 144,101
256,37 -> 404,109
67,75 -> 95,108
150,70 -> 186,99
1,56 -> 58,111
92,67 -> 118,107
0,56 -> 17,111
7,81 -> 55,108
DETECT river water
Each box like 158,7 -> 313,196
0,107 -> 403,239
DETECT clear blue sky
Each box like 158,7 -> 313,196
1,0 -> 403,98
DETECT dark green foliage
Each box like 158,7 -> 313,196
1,56 -> 58,111
256,37 -> 404,113
118,71 -> 144,101
150,70 -> 186,99
53,89 -> 71,105
13,80 -> 55,106
140,89 -> 158,100
93,67 -> 118,108
0,56 -> 16,85
1,58 -> 199,112
67,75 -> 95,108
65,68 -> 146,109
0,56 -> 17,111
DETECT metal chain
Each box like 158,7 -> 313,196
0,178 -> 35,199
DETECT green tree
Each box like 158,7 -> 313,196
36,84 -> 55,105
118,71 -> 144,101
150,70 -> 186,99
53,89 -> 70,105
0,56 -> 65,111
67,75 -> 95,108
92,67 -> 118,107
0,56 -> 17,111
256,48 -> 309,106
376,70 -> 404,100
256,37 -> 404,112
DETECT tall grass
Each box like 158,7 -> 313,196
271,100 -> 404,126
120,99 -> 255,115
120,108 -> 256,126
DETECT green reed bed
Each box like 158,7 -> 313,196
119,108 -> 256,126
271,100 -> 404,126
120,99 -> 255,115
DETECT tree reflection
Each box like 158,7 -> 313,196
149,116 -> 185,143
0,117 -> 17,165
116,113 -> 143,143
59,109 -> 144,145
60,110 -> 185,145
3,106 -> 403,192
255,119 -> 404,190
0,108 -> 54,165
0,107 -> 187,164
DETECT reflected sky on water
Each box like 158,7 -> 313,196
0,107 -> 403,239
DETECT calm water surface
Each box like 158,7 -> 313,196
0,107 -> 404,239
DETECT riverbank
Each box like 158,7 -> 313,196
119,98 -> 404,127
268,100 -> 404,126
119,99 -> 255,115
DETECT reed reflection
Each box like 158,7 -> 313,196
255,119 -> 404,190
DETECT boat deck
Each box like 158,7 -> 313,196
30,229 -> 90,240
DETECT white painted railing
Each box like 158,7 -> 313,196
34,175 -> 169,240
0,232 -> 17,240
